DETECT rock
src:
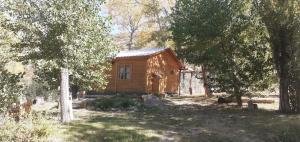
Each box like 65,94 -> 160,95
86,104 -> 96,110
141,95 -> 164,107
73,99 -> 88,109
218,96 -> 234,104
217,97 -> 226,104
79,101 -> 87,108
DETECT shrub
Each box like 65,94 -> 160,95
0,113 -> 54,142
0,70 -> 24,113
87,95 -> 139,111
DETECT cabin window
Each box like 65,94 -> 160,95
119,65 -> 131,80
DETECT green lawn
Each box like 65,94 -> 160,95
52,96 -> 300,142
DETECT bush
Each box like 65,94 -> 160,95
0,113 -> 54,142
0,70 -> 24,113
87,95 -> 139,111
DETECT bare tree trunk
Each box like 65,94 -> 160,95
127,16 -> 139,50
154,8 -> 167,48
128,31 -> 134,50
60,68 -> 73,123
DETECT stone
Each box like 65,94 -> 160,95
72,99 -> 88,109
218,96 -> 234,104
141,95 -> 164,107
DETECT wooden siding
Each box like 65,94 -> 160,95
105,49 -> 181,94
145,51 -> 180,94
105,57 -> 147,93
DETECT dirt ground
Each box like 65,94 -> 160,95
54,96 -> 300,142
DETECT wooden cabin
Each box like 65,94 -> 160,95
105,48 -> 183,94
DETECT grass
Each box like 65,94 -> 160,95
53,96 -> 300,142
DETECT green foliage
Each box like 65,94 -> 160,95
0,70 -> 24,113
2,0 -> 116,91
0,13 -> 24,113
23,80 -> 58,101
87,96 -> 139,111
171,0 -> 274,102
254,0 -> 300,112
0,41 -> 23,113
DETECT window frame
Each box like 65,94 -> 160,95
118,64 -> 131,80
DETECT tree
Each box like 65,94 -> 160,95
297,33 -> 300,113
137,0 -> 175,48
0,69 -> 24,113
0,13 -> 24,113
171,0 -> 274,106
3,0 -> 116,122
106,0 -> 176,49
254,0 -> 300,113
106,0 -> 145,50
0,59 -> 21,114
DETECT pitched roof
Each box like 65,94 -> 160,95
115,47 -> 184,68
116,48 -> 167,58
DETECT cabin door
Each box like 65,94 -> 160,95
152,74 -> 161,94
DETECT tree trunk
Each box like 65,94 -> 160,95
189,72 -> 192,95
201,65 -> 210,97
234,86 -> 242,106
128,31 -> 133,50
279,73 -> 290,113
60,68 -> 73,123
278,28 -> 291,113
296,79 -> 300,113
236,95 -> 242,107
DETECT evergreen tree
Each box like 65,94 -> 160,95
171,0 -> 274,106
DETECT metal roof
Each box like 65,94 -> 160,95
116,48 -> 167,58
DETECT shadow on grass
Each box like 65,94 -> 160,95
65,97 -> 300,142
64,122 -> 159,142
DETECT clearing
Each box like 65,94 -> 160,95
51,96 -> 300,142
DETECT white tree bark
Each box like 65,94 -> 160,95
60,68 -> 73,123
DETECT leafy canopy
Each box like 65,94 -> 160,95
3,0 -> 116,91
171,0 -> 274,99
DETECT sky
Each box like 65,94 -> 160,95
100,4 -> 121,35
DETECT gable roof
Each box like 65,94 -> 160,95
116,48 -> 166,58
115,48 -> 184,68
